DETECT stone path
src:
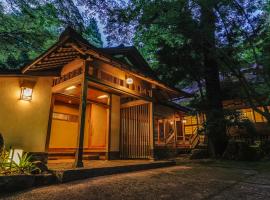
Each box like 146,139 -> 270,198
2,161 -> 270,200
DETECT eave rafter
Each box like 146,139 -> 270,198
26,42 -> 84,72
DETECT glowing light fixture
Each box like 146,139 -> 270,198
170,121 -> 174,125
182,119 -> 187,124
97,95 -> 108,99
65,85 -> 76,91
126,77 -> 134,85
20,87 -> 33,101
20,80 -> 35,101
9,149 -> 23,165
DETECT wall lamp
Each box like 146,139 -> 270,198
126,77 -> 134,85
20,80 -> 35,101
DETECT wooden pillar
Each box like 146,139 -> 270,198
45,93 -> 55,161
174,113 -> 177,150
74,59 -> 90,168
149,102 -> 155,159
106,94 -> 112,160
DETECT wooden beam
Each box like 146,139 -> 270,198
45,93 -> 55,158
46,55 -> 79,61
70,44 -> 86,55
50,52 -> 79,57
106,94 -> 112,160
37,60 -> 72,67
39,57 -> 78,64
30,65 -> 63,71
74,59 -> 90,168
120,100 -> 150,109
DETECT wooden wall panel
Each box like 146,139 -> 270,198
120,103 -> 150,159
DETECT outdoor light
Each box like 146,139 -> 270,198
97,95 -> 108,99
9,149 -> 23,165
20,80 -> 35,101
20,87 -> 33,101
65,85 -> 76,91
182,119 -> 187,124
126,77 -> 134,85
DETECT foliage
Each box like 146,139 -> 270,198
0,149 -> 10,173
0,0 -> 103,69
260,140 -> 270,158
224,110 -> 257,138
0,148 -> 40,176
79,0 -> 269,156
12,153 -> 40,175
223,140 -> 262,161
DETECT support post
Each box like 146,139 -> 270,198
174,113 -> 177,151
74,59 -> 90,168
149,102 -> 155,160
106,94 -> 112,160
45,93 -> 55,163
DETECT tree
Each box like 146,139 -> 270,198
0,0 -> 103,68
80,0 -> 266,156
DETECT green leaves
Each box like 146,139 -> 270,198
12,153 -> 40,175
0,1 -> 103,69
0,150 -> 40,175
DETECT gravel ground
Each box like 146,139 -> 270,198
1,161 -> 270,200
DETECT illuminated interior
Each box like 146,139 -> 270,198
48,86 -> 110,158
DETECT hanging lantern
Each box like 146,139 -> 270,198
20,80 -> 35,101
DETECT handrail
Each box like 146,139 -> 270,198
189,128 -> 200,148
166,132 -> 175,144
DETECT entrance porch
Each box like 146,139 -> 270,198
45,58 -> 154,167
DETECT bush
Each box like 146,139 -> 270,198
154,147 -> 176,159
0,150 -> 41,175
190,149 -> 209,159
223,140 -> 262,161
260,140 -> 270,158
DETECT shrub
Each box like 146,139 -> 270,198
260,140 -> 270,158
190,149 -> 209,159
223,140 -> 262,161
13,153 -> 40,175
0,150 -> 40,175
0,133 -> 4,152
154,147 -> 176,159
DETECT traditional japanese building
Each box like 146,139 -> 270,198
0,27 -> 191,167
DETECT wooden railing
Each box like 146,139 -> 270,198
53,67 -> 82,86
189,129 -> 200,148
166,130 -> 175,144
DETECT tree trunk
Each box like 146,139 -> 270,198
200,1 -> 228,157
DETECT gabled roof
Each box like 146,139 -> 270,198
100,46 -> 158,81
100,46 -> 192,99
2,27 -> 191,99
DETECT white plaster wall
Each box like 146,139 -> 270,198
0,77 -> 52,152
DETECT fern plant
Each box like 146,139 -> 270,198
12,153 -> 40,175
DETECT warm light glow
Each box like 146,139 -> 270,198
126,77 -> 134,85
170,121 -> 174,125
65,85 -> 76,91
97,95 -> 108,99
182,119 -> 187,124
9,149 -> 23,165
20,87 -> 33,101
